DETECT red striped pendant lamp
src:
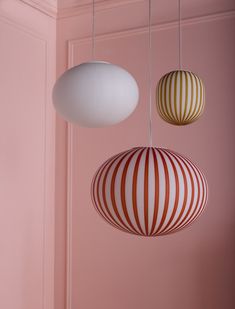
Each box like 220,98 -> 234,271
91,147 -> 208,236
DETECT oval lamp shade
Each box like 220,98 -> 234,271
157,70 -> 205,125
53,61 -> 139,127
91,147 -> 208,236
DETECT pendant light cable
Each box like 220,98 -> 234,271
148,0 -> 153,147
92,0 -> 95,59
178,0 -> 182,70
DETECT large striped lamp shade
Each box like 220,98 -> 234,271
157,70 -> 205,125
91,147 -> 208,236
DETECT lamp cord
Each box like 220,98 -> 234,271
178,0 -> 182,70
92,0 -> 95,60
148,0 -> 153,147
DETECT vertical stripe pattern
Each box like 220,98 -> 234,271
91,147 -> 208,236
157,70 -> 205,125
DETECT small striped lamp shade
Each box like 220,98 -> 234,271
157,70 -> 205,125
91,147 -> 208,236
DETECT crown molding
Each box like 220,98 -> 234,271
58,0 -> 144,19
19,0 -> 235,21
20,0 -> 57,17
20,0 -> 145,18
68,9 -> 235,48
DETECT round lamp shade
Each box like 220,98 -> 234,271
157,70 -> 205,125
53,61 -> 139,127
91,147 -> 208,236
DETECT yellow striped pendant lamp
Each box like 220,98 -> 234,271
91,147 -> 208,236
156,70 -> 205,125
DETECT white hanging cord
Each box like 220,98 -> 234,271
178,0 -> 182,70
148,0 -> 153,147
92,0 -> 95,59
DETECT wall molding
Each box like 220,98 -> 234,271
65,41 -> 77,309
66,124 -> 73,309
0,14 -> 49,41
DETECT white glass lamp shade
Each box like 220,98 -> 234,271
91,147 -> 208,236
53,61 -> 139,127
157,70 -> 205,125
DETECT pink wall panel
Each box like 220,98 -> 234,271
0,2 -> 56,308
0,20 -> 46,309
68,14 -> 235,309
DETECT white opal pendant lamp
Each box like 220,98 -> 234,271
53,61 -> 139,127
52,1 -> 139,127
91,0 -> 208,237
156,0 -> 205,125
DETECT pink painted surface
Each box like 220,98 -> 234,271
68,8 -> 235,309
0,21 -> 45,309
0,1 -> 56,309
1,1 -> 235,309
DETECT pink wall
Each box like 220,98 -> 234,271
0,1 -> 56,309
68,6 -> 235,309
1,1 -> 235,309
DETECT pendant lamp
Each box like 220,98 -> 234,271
91,0 -> 208,236
52,0 -> 139,127
91,147 -> 208,236
156,0 -> 205,125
